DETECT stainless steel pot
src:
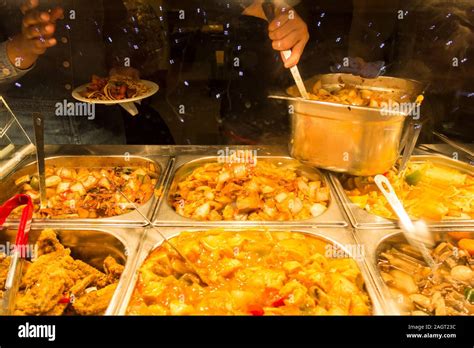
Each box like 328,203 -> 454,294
270,74 -> 424,176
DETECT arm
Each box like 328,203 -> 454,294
0,40 -> 25,83
0,0 -> 62,82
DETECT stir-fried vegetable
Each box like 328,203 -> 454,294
309,80 -> 409,108
405,170 -> 422,186
128,230 -> 372,315
11,164 -> 158,219
379,233 -> 474,316
343,161 -> 474,221
465,287 -> 474,304
171,160 -> 330,221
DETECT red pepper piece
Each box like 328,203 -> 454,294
58,296 -> 70,304
272,297 -> 286,307
249,309 -> 264,316
248,305 -> 264,316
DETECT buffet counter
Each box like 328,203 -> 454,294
0,145 -> 473,316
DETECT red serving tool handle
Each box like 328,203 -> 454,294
0,194 -> 34,254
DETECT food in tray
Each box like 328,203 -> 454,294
308,80 -> 423,108
80,75 -> 150,101
170,160 -> 330,221
342,161 -> 474,221
127,230 -> 372,315
12,163 -> 158,219
0,229 -> 124,315
378,232 -> 474,316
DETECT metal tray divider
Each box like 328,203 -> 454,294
149,156 -> 176,225
107,225 -> 151,315
348,227 -> 401,315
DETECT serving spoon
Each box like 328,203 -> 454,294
374,175 -> 437,269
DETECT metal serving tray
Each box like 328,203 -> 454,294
0,154 -> 171,226
330,155 -> 474,229
115,226 -> 385,315
353,227 -> 474,315
152,155 -> 348,227
0,224 -> 145,316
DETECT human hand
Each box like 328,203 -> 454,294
7,0 -> 63,69
268,6 -> 309,68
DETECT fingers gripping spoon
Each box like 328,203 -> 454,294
262,0 -> 309,99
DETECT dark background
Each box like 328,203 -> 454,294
1,0 -> 473,145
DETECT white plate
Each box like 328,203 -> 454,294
72,79 -> 159,105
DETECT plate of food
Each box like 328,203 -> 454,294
72,75 -> 159,115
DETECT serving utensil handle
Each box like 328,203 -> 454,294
374,175 -> 436,268
32,113 -> 47,209
398,122 -> 422,172
282,51 -> 309,99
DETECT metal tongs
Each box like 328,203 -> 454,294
262,0 -> 309,99
433,131 -> 474,160
374,175 -> 436,269
105,177 -> 210,286
0,194 -> 34,315
119,194 -> 210,286
397,122 -> 422,174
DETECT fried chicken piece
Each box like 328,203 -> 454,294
0,254 -> 11,301
14,270 -> 69,315
21,251 -> 73,288
16,245 -> 82,315
35,228 -> 65,256
69,274 -> 97,297
0,254 -> 11,290
11,229 -> 121,316
104,256 -> 124,284
72,283 -> 118,315
43,303 -> 69,316
72,259 -> 108,288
